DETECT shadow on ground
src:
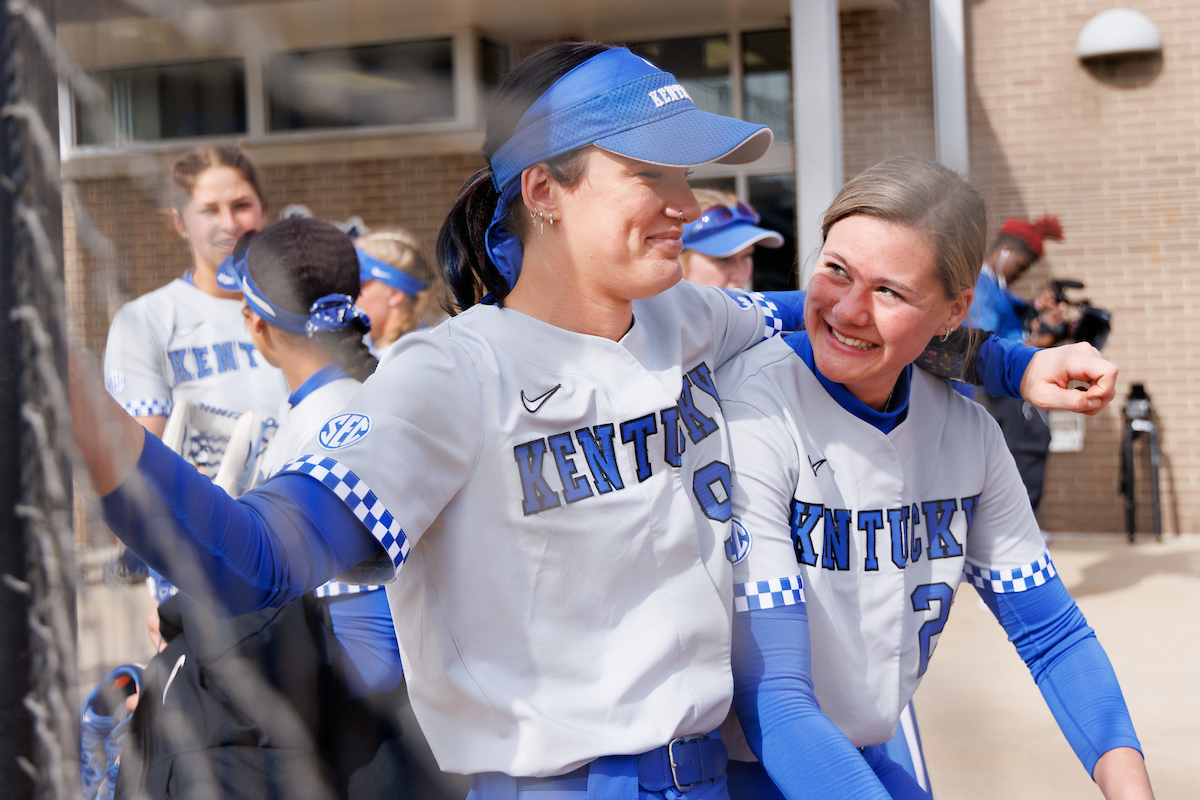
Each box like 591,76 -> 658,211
1051,538 -> 1200,598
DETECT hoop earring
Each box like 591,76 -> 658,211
942,327 -> 951,342
548,210 -> 554,228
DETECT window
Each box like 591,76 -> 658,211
267,38 -> 454,131
630,36 -> 732,117
743,30 -> 792,143
74,60 -> 246,145
748,174 -> 796,291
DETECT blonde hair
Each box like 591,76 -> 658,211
821,155 -> 985,300
355,229 -> 446,336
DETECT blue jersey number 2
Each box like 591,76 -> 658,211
911,582 -> 954,677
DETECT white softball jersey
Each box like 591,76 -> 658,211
716,336 -> 1048,755
104,277 -> 288,468
277,281 -> 784,777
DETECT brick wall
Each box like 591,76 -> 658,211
841,3 -> 938,181
966,0 -> 1197,533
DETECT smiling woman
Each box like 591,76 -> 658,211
73,48 -> 1121,800
716,156 -> 1152,800
102,145 -> 287,451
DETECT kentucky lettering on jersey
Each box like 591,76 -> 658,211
514,363 -> 722,515
166,341 -> 264,384
789,494 -> 980,572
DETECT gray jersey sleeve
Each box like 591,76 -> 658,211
104,299 -> 171,417
691,285 -> 787,370
723,389 -> 807,611
278,332 -> 485,579
963,409 -> 1048,573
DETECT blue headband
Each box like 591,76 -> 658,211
480,47 -> 772,296
357,248 -> 427,295
218,250 -> 371,337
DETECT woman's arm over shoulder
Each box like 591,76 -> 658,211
685,284 -> 804,368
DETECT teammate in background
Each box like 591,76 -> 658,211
72,44 -> 1118,800
718,157 -> 1151,799
354,228 -> 446,360
969,216 -> 1064,513
680,189 -> 783,290
104,145 -> 287,450
116,217 -> 450,800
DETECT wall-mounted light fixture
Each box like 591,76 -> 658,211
1076,8 -> 1162,61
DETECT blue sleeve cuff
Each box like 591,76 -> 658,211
100,431 -> 380,616
757,290 -> 806,334
976,334 -> 1037,399
975,573 -> 1142,775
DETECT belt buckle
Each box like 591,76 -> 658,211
667,737 -> 695,794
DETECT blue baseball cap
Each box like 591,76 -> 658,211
683,202 -> 784,258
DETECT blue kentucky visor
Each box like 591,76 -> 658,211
481,47 -> 774,296
683,220 -> 785,258
490,48 -> 772,192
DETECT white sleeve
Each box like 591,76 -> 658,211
103,299 -> 171,417
963,412 -> 1048,573
690,284 -> 787,370
724,392 -> 807,611
277,334 -> 483,567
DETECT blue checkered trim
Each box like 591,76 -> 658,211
122,397 -> 172,417
963,552 -> 1056,593
733,575 -> 805,612
751,292 -> 784,342
314,580 -> 383,599
731,291 -> 784,342
279,455 -> 410,573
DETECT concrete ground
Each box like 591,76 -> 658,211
915,533 -> 1200,799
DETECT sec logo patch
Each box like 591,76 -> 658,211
319,413 -> 372,450
725,519 -> 752,564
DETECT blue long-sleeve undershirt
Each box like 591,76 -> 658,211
325,589 -> 404,698
731,604 -> 892,800
975,574 -> 1141,776
731,574 -> 1141,800
101,427 -> 379,617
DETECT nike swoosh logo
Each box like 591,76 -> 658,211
177,322 -> 203,337
162,654 -> 186,704
521,384 -> 562,413
808,455 -> 827,476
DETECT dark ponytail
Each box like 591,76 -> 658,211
247,217 -> 379,381
437,41 -> 612,313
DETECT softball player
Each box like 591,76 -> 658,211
680,189 -> 782,291
355,229 -> 446,361
717,157 -> 1150,799
74,44 -> 1118,800
103,145 -> 287,468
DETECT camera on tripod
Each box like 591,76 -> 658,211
1024,278 -> 1112,349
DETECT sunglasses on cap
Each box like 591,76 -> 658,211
687,202 -> 760,239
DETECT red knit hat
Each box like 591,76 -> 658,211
998,216 -> 1064,260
